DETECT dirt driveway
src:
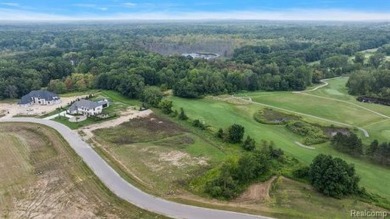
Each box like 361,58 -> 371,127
0,95 -> 88,118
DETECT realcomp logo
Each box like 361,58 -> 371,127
350,210 -> 388,218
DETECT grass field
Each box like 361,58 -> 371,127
93,115 -> 227,196
169,82 -> 390,201
92,111 -> 389,218
269,177 -> 387,219
0,123 -> 165,219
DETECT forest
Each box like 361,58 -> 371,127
0,22 -> 390,100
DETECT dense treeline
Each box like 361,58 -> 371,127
1,22 -> 390,100
330,133 -> 390,167
367,140 -> 390,166
331,133 -> 364,156
347,69 -> 390,100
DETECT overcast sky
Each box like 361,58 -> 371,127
0,0 -> 390,21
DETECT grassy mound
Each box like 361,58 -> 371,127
254,108 -> 300,125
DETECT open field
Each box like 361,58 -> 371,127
269,177 -> 387,219
169,93 -> 390,200
93,114 -> 227,197
91,112 -> 388,218
0,123 -> 165,219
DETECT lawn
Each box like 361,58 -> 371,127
0,123 -> 164,219
169,96 -> 390,200
92,90 -> 141,114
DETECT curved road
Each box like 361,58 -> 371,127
0,117 -> 268,219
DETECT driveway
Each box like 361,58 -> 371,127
0,117 -> 269,219
43,111 -> 74,120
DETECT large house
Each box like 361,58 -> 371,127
67,99 -> 109,116
18,90 -> 60,106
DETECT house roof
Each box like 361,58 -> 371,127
69,99 -> 106,111
18,90 -> 59,105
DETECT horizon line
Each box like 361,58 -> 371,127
0,9 -> 390,22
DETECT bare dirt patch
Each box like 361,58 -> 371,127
159,151 -> 208,167
235,177 -> 276,204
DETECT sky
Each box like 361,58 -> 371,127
0,0 -> 390,21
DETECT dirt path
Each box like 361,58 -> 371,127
80,109 -> 153,139
235,177 -> 277,203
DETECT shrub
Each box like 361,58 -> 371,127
242,136 -> 256,151
227,124 -> 245,143
178,107 -> 189,120
308,154 -> 361,198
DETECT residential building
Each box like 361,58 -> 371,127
18,90 -> 60,106
67,99 -> 109,116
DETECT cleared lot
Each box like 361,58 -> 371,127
0,123 -> 165,219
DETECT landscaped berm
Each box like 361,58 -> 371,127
0,123 -> 164,219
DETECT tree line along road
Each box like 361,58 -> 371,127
0,117 -> 269,219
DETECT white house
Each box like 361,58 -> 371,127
18,90 -> 60,107
67,99 -> 109,116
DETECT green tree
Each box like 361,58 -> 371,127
354,53 -> 365,64
178,107 -> 189,120
227,124 -> 245,143
216,128 -> 225,139
308,154 -> 361,198
369,53 -> 385,68
141,86 -> 163,107
235,153 -> 258,183
242,136 -> 256,151
158,99 -> 173,114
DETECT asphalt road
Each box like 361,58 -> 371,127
0,117 -> 269,219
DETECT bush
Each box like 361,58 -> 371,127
227,124 -> 245,143
242,136 -> 256,151
308,154 -> 361,198
286,121 -> 328,145
178,107 -> 188,120
293,166 -> 310,179
216,128 -> 224,139
158,99 -> 173,114
192,119 -> 207,130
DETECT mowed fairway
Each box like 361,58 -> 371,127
170,92 -> 390,200
0,123 -> 164,219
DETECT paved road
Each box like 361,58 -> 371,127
0,117 -> 268,219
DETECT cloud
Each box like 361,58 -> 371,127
123,2 -> 137,8
73,3 -> 109,11
0,2 -> 20,7
0,8 -> 389,21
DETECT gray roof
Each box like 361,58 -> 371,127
19,90 -> 59,105
69,99 -> 106,111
